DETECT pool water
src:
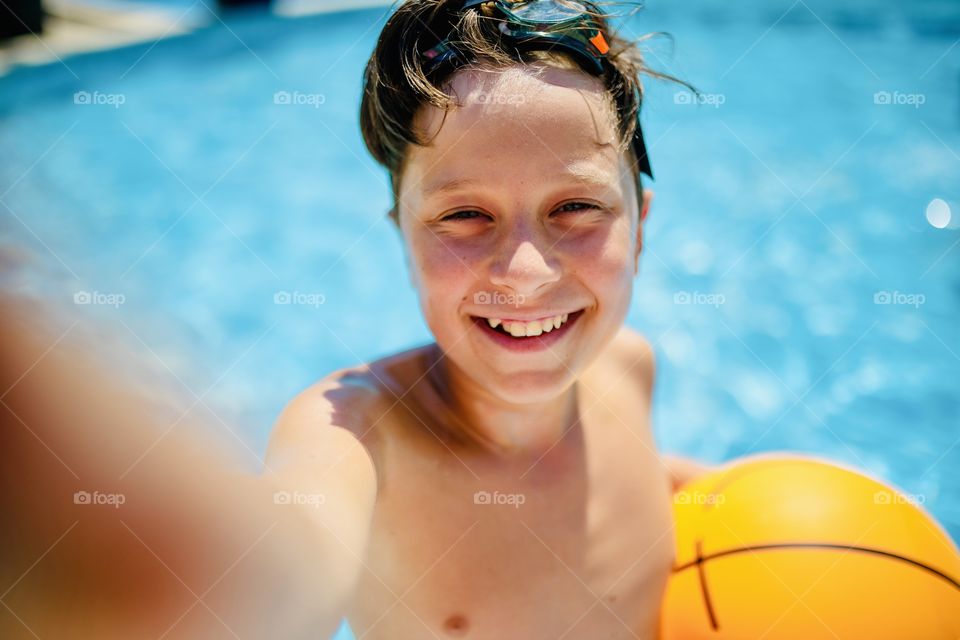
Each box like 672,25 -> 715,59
1,2 -> 958,637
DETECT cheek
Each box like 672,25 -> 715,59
564,224 -> 636,333
406,234 -> 475,314
560,219 -> 636,287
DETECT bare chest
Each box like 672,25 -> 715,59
348,386 -> 674,640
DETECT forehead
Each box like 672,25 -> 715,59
401,65 -> 628,198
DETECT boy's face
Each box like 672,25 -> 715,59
396,64 -> 652,404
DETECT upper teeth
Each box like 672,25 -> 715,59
486,313 -> 570,337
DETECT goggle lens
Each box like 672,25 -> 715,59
506,0 -> 589,23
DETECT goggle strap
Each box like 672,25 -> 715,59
633,121 -> 653,179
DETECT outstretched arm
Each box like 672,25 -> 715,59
0,296 -> 374,640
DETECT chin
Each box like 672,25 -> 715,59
482,368 -> 578,406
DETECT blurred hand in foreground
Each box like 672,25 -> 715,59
0,295 -> 359,640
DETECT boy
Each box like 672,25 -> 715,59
0,2 -> 707,638
267,1 -> 708,637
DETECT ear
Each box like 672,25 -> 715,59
640,188 -> 653,224
634,188 -> 654,274
388,206 -> 418,289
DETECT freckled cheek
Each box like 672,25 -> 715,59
407,236 -> 479,311
556,236 -> 634,329
560,229 -> 635,290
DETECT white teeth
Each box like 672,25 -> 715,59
485,312 -> 575,338
507,323 -> 526,338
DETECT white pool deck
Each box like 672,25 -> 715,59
0,0 -> 393,76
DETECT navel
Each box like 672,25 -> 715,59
442,612 -> 470,636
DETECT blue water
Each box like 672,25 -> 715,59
1,3 -> 958,638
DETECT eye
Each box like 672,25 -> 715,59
553,201 -> 600,215
441,210 -> 489,222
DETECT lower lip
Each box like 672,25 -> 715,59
471,310 -> 585,352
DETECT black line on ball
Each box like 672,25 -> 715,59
674,542 -> 960,592
694,539 -> 720,630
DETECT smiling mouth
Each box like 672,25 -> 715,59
471,310 -> 585,339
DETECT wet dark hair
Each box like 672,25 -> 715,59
359,0 -> 692,213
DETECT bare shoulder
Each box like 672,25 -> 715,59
265,370 -> 382,475
268,370 -> 372,440
265,343 -> 434,470
605,326 -> 656,393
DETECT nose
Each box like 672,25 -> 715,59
487,220 -> 561,297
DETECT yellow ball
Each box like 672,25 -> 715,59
661,455 -> 960,639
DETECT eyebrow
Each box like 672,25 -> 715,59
421,177 -> 481,198
421,170 -> 616,199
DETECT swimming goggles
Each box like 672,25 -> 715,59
422,0 -> 654,179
